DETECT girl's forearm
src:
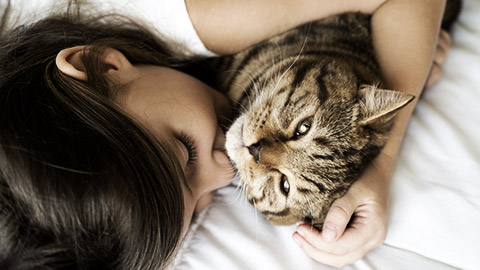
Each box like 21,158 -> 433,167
373,0 -> 446,95
371,0 -> 446,161
186,0 -> 387,54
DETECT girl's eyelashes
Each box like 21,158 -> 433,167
175,132 -> 198,166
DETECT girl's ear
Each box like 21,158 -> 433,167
56,46 -> 88,81
55,45 -> 133,81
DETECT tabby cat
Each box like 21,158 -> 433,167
194,1 -> 461,229
200,13 -> 409,229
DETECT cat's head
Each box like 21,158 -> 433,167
225,61 -> 413,227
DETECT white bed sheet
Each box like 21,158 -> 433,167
174,0 -> 480,269
385,0 -> 480,266
175,183 -> 463,270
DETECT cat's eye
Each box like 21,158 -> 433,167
294,117 -> 313,137
280,175 -> 290,196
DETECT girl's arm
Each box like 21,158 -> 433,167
294,0 -> 447,267
186,0 -> 387,54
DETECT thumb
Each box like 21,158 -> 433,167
322,194 -> 357,242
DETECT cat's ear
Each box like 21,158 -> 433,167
358,85 -> 415,125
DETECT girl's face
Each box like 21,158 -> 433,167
116,65 -> 235,234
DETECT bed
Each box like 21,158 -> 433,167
173,0 -> 480,269
6,0 -> 478,269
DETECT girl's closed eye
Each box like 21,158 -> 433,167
175,132 -> 198,167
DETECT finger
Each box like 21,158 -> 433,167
293,232 -> 368,268
426,30 -> 451,88
438,30 -> 451,52
321,194 -> 357,242
296,222 -> 372,256
296,203 -> 387,255
426,62 -> 442,88
434,30 -> 451,65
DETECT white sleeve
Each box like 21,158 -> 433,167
6,0 -> 215,57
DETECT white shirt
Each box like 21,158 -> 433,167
5,0 -> 214,57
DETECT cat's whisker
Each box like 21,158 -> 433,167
251,197 -> 260,243
221,181 -> 244,206
231,79 -> 256,115
234,66 -> 261,99
225,67 -> 255,83
272,38 -> 287,78
228,183 -> 246,205
271,24 -> 311,94
243,183 -> 251,208
229,98 -> 248,115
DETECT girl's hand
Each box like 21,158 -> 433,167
293,153 -> 393,268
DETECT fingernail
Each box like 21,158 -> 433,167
296,228 -> 305,238
323,224 -> 336,242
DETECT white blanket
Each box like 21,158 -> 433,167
174,0 -> 480,269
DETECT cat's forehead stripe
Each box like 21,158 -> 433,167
302,175 -> 327,193
315,66 -> 330,104
291,59 -> 316,88
236,60 -> 293,109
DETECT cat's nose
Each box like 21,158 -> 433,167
247,141 -> 263,162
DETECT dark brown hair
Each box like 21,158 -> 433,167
0,1 -> 187,269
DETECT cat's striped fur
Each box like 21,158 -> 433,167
198,13 -> 413,228
194,3 -> 461,228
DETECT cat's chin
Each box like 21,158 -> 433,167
225,115 -> 247,166
267,214 -> 326,230
264,212 -> 310,227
